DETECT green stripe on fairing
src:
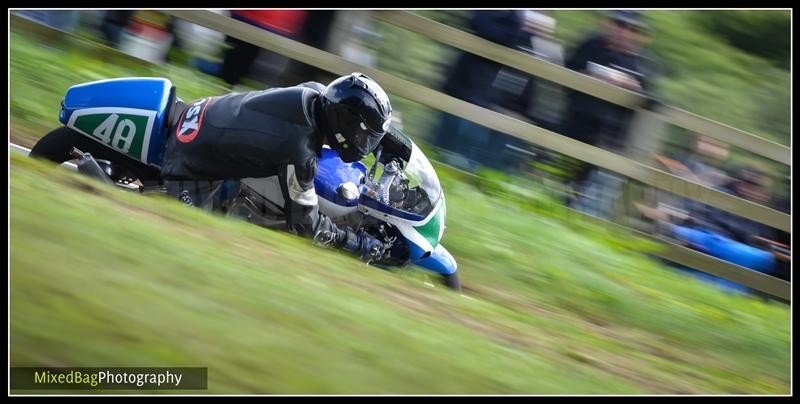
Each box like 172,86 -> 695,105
415,204 -> 443,248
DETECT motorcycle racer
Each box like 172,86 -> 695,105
160,72 -> 392,262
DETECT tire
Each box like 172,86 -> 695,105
30,126 -> 162,186
442,272 -> 462,292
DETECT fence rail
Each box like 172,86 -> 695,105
164,10 -> 789,233
373,11 -> 791,165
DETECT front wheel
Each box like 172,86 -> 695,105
30,126 -> 162,187
442,272 -> 461,292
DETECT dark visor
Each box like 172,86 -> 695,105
360,113 -> 391,135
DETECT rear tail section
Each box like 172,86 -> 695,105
59,77 -> 176,167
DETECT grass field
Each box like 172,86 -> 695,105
10,153 -> 790,394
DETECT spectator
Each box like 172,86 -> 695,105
433,10 -> 533,170
114,11 -> 177,64
99,11 -> 135,46
635,160 -> 789,290
655,136 -> 779,246
562,10 -> 659,152
191,10 -> 308,86
564,11 -> 661,219
679,136 -> 733,188
442,11 -> 530,108
220,10 -> 307,86
522,10 -> 566,132
653,135 -> 733,218
486,10 -> 567,172
697,167 -> 777,243
283,10 -> 338,85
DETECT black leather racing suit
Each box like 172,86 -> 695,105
160,82 -> 362,252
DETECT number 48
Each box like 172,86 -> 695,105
92,113 -> 137,153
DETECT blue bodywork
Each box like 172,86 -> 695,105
409,243 -> 457,275
314,148 -> 367,207
59,77 -> 174,166
358,194 -> 427,222
317,148 -> 455,275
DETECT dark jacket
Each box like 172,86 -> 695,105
160,82 -> 355,246
564,32 -> 659,147
442,11 -> 533,109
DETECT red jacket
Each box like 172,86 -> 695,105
230,10 -> 308,37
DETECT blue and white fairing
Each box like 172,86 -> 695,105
314,141 -> 456,276
58,77 -> 175,167
314,147 -> 367,207
313,147 -> 368,219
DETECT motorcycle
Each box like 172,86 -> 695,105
30,77 -> 460,290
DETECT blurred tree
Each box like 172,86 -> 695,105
693,10 -> 790,70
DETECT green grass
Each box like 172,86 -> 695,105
10,154 -> 789,394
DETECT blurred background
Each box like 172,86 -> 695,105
8,9 -> 792,394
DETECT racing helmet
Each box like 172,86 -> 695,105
319,73 -> 392,162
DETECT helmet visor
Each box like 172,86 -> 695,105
361,111 -> 392,135
349,122 -> 386,156
335,105 -> 387,155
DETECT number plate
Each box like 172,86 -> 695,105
67,107 -> 156,163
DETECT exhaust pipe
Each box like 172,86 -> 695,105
70,147 -> 116,186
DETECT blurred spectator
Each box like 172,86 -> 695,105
486,10 -> 567,172
714,167 -> 789,282
189,10 -> 309,86
283,11 -> 339,84
565,11 -> 661,219
219,10 -> 308,86
325,10 -> 381,69
522,10 -> 566,132
689,167 -> 777,244
652,135 -> 733,213
636,145 -> 790,288
96,11 -> 182,64
116,11 -> 177,64
677,136 -> 733,188
191,10 -> 339,88
442,11 -> 530,108
434,10 -> 534,170
654,135 -> 780,244
562,10 -> 659,152
172,12 -> 228,60
100,11 -> 135,47
637,174 -> 788,292
490,10 -> 564,122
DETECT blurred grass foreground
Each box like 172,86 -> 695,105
10,155 -> 789,394
9,15 -> 790,394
